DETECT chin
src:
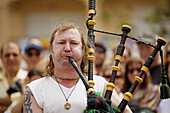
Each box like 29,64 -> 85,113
61,61 -> 71,66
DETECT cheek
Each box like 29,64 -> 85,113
74,46 -> 83,55
2,58 -> 9,66
127,74 -> 134,83
2,58 -> 8,63
16,57 -> 22,63
51,48 -> 58,57
127,74 -> 131,80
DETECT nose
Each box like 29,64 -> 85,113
9,54 -> 14,60
64,43 -> 71,52
132,70 -> 139,76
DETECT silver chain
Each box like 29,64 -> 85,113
54,74 -> 78,101
54,74 -> 79,80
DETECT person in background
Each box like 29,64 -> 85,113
158,50 -> 170,113
25,69 -> 43,83
24,38 -> 44,72
122,57 -> 161,113
35,58 -> 49,74
163,41 -> 170,63
113,45 -> 131,65
102,63 -> 125,98
137,34 -> 161,84
23,23 -> 132,113
0,41 -> 27,113
102,64 -> 113,82
94,42 -> 107,76
5,69 -> 43,113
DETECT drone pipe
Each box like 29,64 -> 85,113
104,25 -> 131,101
117,37 -> 167,113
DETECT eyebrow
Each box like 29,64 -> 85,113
58,38 -> 80,43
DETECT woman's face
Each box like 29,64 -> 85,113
127,62 -> 142,84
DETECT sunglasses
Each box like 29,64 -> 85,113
116,76 -> 122,79
128,67 -> 141,73
103,75 -> 110,79
95,48 -> 105,53
27,52 -> 40,57
104,75 -> 122,79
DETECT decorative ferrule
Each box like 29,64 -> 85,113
122,25 -> 132,30
87,88 -> 95,94
88,80 -> 95,87
106,83 -> 115,91
88,20 -> 96,25
87,56 -> 95,60
115,55 -> 122,61
141,66 -> 149,73
122,25 -> 131,33
135,76 -> 143,83
158,37 -> 167,44
111,66 -> 120,71
123,92 -> 133,102
88,9 -> 96,15
88,48 -> 94,54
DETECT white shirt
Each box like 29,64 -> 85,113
160,98 -> 170,113
27,75 -> 121,113
0,69 -> 27,98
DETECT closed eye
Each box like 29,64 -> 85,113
72,42 -> 78,45
71,41 -> 78,45
58,41 -> 65,44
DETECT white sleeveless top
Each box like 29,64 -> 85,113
27,75 -> 119,113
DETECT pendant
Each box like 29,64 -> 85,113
64,101 -> 71,110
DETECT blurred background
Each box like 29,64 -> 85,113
0,0 -> 170,58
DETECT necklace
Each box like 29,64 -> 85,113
54,74 -> 78,110
54,74 -> 79,80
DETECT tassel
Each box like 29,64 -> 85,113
160,76 -> 170,99
159,50 -> 169,99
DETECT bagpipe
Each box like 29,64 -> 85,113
69,0 -> 170,113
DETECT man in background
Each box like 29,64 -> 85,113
137,34 -> 161,84
94,42 -> 107,76
0,41 -> 27,112
24,38 -> 44,72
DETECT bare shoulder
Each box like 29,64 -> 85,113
23,87 -> 43,113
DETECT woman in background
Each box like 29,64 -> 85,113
102,63 -> 125,98
123,57 -> 161,113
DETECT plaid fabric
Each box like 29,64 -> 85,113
86,93 -> 115,113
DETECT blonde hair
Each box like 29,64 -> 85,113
44,23 -> 88,76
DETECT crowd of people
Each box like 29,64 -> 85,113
0,22 -> 169,113
0,38 -> 45,113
